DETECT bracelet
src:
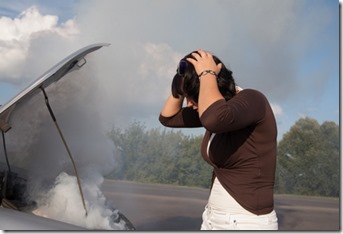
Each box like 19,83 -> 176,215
198,70 -> 217,79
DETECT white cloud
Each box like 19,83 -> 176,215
0,6 -> 79,82
270,103 -> 283,119
0,0 -> 337,137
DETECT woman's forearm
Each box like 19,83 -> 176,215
186,49 -> 224,117
160,94 -> 184,117
198,74 -> 224,117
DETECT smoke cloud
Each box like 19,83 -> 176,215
1,60 -> 131,229
0,0 -> 338,228
32,172 -> 126,230
0,0 -> 337,131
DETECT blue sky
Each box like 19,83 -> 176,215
0,0 -> 340,141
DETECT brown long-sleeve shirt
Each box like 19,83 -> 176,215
159,89 -> 277,215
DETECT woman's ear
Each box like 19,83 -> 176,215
217,63 -> 223,74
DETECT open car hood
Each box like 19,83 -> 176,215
0,43 -> 136,230
0,43 -> 110,132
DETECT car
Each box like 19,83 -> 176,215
0,43 -> 135,230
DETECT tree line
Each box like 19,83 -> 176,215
275,117 -> 339,197
106,117 -> 339,197
107,121 -> 212,188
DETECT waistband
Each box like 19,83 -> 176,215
205,204 -> 277,225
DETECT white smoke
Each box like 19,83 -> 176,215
0,2 -> 337,228
32,172 -> 125,230
1,56 -> 131,230
1,1 -> 336,136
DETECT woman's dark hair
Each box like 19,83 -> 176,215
171,51 -> 236,103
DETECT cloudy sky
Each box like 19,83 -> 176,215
0,0 -> 339,141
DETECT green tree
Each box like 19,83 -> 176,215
276,117 -> 339,197
107,121 -> 212,188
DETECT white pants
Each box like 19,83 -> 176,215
200,178 -> 278,230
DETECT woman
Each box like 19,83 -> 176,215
159,49 -> 278,230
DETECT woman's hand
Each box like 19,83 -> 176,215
185,49 -> 224,117
186,49 -> 222,77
